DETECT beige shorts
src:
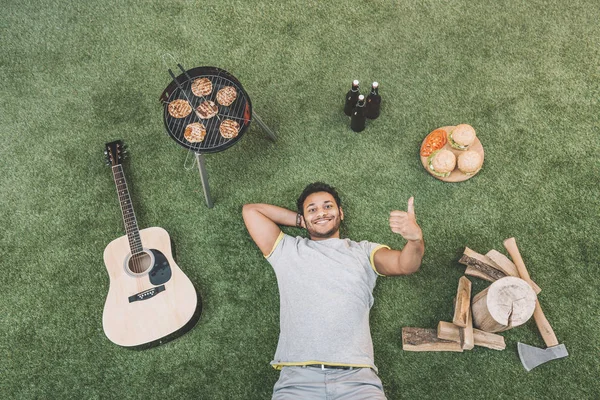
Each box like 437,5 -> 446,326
272,366 -> 387,400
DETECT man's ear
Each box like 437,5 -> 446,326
340,207 -> 344,221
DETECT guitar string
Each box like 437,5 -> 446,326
112,151 -> 156,274
114,164 -> 142,274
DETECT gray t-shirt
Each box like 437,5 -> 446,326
266,232 -> 388,371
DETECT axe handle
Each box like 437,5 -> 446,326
503,237 -> 559,347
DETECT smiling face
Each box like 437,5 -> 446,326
302,191 -> 344,240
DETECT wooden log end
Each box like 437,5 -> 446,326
437,321 -> 461,343
472,276 -> 536,332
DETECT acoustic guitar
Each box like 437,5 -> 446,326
102,140 -> 199,347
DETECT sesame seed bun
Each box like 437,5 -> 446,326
428,149 -> 456,177
449,124 -> 476,150
457,150 -> 483,175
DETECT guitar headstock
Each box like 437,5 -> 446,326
104,140 -> 127,167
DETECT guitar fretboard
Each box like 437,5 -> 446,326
112,165 -> 143,254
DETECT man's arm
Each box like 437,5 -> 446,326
242,204 -> 301,256
373,197 -> 425,276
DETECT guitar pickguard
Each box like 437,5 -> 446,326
149,249 -> 172,285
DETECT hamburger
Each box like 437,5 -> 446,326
457,150 -> 483,175
427,149 -> 456,178
448,124 -> 476,150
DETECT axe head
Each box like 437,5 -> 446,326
518,342 -> 568,371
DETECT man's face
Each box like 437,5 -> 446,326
302,191 -> 344,240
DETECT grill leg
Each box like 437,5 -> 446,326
195,153 -> 214,208
252,112 -> 277,141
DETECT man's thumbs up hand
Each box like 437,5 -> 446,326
389,197 -> 423,241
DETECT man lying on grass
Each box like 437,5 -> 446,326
242,182 -> 424,399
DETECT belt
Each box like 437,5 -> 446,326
303,364 -> 356,370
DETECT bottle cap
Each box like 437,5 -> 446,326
353,80 -> 359,86
372,82 -> 379,88
358,95 -> 365,101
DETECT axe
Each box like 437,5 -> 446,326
503,238 -> 568,371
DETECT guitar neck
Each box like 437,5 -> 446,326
112,165 -> 143,254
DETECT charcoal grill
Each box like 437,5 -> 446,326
160,63 -> 276,208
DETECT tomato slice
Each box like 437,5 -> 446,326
420,129 -> 447,157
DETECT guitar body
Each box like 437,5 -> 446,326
102,226 -> 198,347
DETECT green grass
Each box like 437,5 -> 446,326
1,0 -> 599,398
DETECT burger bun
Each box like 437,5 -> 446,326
428,149 -> 456,177
457,150 -> 483,175
449,124 -> 476,150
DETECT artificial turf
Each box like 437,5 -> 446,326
1,0 -> 599,398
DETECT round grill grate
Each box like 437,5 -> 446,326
160,66 -> 252,154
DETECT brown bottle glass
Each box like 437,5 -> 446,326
351,95 -> 366,132
365,82 -> 381,119
344,80 -> 360,116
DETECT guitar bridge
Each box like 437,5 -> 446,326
128,285 -> 166,303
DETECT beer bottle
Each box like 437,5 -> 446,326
351,95 -> 366,132
365,82 -> 381,119
343,80 -> 360,116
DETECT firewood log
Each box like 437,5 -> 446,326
437,321 -> 506,350
459,248 -> 541,294
471,276 -> 537,332
402,327 -> 463,352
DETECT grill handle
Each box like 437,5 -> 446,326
177,64 -> 193,82
168,69 -> 184,92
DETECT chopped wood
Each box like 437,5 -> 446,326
485,249 -> 519,276
452,276 -> 472,328
437,321 -> 461,342
464,265 -> 495,282
464,259 -> 541,294
462,303 -> 474,350
459,247 -> 506,281
402,327 -> 463,352
459,248 -> 541,294
472,285 -> 488,304
472,276 -> 537,332
437,322 -> 506,350
473,329 -> 506,350
486,249 -> 542,294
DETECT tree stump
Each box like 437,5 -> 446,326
471,276 -> 537,332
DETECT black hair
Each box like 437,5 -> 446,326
296,182 -> 342,216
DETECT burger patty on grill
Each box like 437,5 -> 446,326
184,122 -> 207,143
191,78 -> 213,97
219,119 -> 240,139
216,86 -> 237,106
168,99 -> 192,118
196,100 -> 219,119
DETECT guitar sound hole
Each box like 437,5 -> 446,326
128,252 -> 152,274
